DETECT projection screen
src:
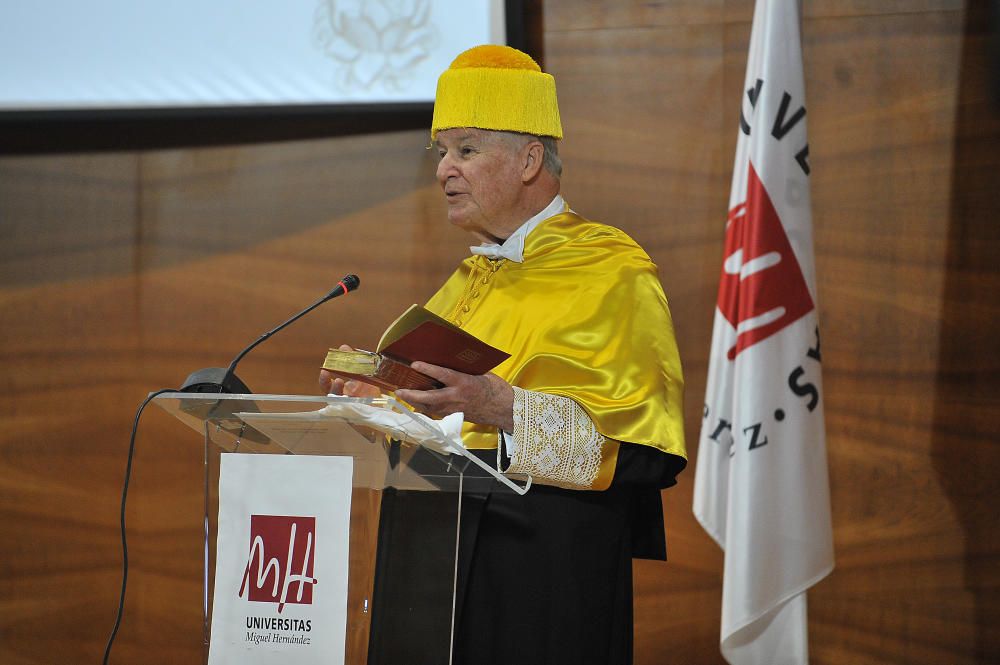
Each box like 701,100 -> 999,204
0,0 -> 508,111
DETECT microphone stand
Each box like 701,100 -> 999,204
103,273 -> 359,665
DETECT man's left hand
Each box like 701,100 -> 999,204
395,362 -> 514,431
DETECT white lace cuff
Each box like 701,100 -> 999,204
501,386 -> 606,489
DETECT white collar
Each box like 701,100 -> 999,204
469,195 -> 566,263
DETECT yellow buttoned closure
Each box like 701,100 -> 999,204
450,257 -> 506,326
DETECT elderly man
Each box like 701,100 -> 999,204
322,45 -> 686,665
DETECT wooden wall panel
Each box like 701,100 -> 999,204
798,8 -> 991,665
0,154 -> 140,286
545,0 -> 727,30
1,1 -> 998,663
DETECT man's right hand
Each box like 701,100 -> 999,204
319,344 -> 381,398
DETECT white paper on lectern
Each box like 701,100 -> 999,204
237,398 -> 532,495
318,399 -> 467,454
208,454 -> 353,665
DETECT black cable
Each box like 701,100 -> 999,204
102,388 -> 176,665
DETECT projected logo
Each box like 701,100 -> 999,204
717,163 -> 814,360
239,515 -> 318,613
313,0 -> 439,91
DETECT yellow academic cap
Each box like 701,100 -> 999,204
431,44 -> 563,140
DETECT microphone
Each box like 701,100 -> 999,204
180,274 -> 360,393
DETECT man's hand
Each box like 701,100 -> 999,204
396,362 -> 514,431
318,344 -> 381,398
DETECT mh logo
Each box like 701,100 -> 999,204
717,163 -> 814,360
239,515 -> 317,613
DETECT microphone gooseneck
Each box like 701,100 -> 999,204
180,273 -> 360,394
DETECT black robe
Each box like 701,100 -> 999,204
367,443 -> 685,665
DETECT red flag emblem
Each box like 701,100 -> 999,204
717,163 -> 814,360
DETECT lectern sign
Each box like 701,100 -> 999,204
209,454 -> 353,665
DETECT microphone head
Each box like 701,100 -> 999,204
342,274 -> 360,292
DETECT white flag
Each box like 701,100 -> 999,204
693,2 -> 834,664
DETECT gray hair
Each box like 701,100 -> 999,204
494,131 -> 563,179
538,135 -> 562,179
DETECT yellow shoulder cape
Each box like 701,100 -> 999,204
425,211 -> 686,460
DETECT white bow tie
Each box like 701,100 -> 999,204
469,242 -> 522,262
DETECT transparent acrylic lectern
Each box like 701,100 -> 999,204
153,392 -> 529,665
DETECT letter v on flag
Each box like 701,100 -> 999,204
693,2 -> 834,664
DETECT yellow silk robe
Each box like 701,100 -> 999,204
424,210 -> 686,476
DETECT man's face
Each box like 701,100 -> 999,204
434,128 -> 524,242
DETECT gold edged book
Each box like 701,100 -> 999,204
322,305 -> 510,393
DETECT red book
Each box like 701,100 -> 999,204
322,305 -> 509,392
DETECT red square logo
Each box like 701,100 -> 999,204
239,515 -> 317,613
